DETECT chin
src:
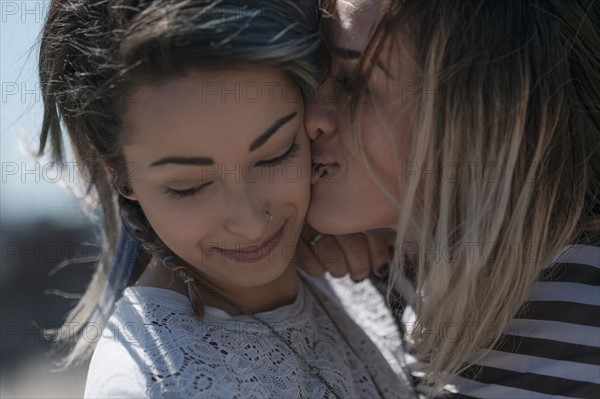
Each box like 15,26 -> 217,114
233,255 -> 294,288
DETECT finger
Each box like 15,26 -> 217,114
366,234 -> 393,274
311,235 -> 350,278
333,234 -> 371,281
295,238 -> 326,277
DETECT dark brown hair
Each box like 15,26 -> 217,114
38,0 -> 320,368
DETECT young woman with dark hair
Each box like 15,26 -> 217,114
37,1 -> 415,397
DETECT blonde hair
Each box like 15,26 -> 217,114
329,0 -> 599,394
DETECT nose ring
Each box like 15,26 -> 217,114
266,210 -> 273,224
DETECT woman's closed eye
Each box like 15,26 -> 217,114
165,181 -> 213,199
333,71 -> 371,96
335,75 -> 355,92
255,139 -> 301,167
165,140 -> 301,200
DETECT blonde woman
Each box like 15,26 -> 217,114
300,0 -> 600,397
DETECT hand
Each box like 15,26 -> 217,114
296,223 -> 392,281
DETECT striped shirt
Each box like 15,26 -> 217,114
372,232 -> 600,399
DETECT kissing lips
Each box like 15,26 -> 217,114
311,162 -> 339,185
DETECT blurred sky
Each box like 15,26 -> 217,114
2,8 -> 94,399
1,0 -> 84,224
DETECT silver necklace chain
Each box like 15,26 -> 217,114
194,277 -> 343,399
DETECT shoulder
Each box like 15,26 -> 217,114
451,242 -> 600,398
518,242 -> 600,324
298,272 -> 416,397
300,271 -> 408,374
303,271 -> 402,337
84,286 -> 262,398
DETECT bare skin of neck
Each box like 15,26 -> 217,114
135,257 -> 298,315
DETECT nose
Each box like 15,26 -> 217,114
304,79 -> 338,141
224,186 -> 269,242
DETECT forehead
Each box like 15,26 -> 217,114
334,0 -> 383,49
130,68 -> 296,117
123,68 -> 302,155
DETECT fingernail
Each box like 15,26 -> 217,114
375,263 -> 389,278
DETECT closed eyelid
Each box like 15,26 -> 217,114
256,138 -> 299,166
165,181 -> 213,199
331,46 -> 393,79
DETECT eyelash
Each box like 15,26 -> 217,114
255,140 -> 301,167
165,141 -> 302,199
334,73 -> 372,96
165,182 -> 213,199
335,75 -> 355,92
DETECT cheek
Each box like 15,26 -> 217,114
360,110 -> 410,199
274,137 -> 312,217
296,134 -> 313,208
133,186 -> 215,252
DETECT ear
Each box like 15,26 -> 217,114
118,183 -> 138,201
103,162 -> 138,201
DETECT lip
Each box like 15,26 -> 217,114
311,160 -> 340,185
217,223 -> 285,264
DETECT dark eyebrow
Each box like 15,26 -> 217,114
148,111 -> 298,168
249,111 -> 298,152
331,46 -> 393,79
149,156 -> 214,168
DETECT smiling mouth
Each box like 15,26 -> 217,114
311,162 -> 339,185
217,224 -> 285,264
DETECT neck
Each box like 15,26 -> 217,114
202,265 -> 298,315
136,257 -> 298,315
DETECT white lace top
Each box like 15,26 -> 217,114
84,272 -> 415,398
